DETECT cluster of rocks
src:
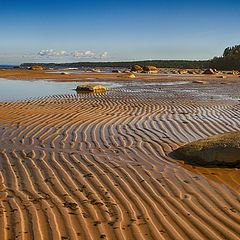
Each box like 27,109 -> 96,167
112,65 -> 158,75
112,65 -> 159,74
26,64 -> 240,77
116,65 -> 240,76
202,69 -> 240,75
130,65 -> 159,73
161,68 -> 240,76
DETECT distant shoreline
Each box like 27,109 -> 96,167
0,64 -> 18,69
19,60 -> 210,70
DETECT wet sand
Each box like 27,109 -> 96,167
0,69 -> 239,82
0,70 -> 239,240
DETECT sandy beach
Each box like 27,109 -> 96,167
0,70 -> 239,240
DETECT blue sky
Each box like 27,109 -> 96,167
0,0 -> 240,64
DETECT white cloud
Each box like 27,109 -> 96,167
72,51 -> 82,58
83,50 -> 95,57
37,49 -> 109,60
38,49 -> 68,57
99,51 -> 108,59
72,50 -> 95,58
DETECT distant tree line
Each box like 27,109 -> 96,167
210,45 -> 240,70
20,44 -> 240,70
20,60 -> 210,70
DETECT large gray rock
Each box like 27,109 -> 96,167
171,131 -> 240,167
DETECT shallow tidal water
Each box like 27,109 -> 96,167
0,79 -> 121,101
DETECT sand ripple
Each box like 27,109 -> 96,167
0,87 -> 239,240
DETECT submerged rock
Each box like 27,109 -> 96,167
171,131 -> 240,167
76,84 -> 106,93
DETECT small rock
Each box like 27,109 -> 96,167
76,84 -> 106,93
192,80 -> 207,84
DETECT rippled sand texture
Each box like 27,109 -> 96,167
0,82 -> 240,240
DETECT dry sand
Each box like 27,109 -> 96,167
0,70 -> 239,240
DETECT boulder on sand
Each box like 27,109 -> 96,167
76,84 -> 106,93
142,65 -> 158,73
29,65 -> 43,71
170,131 -> 240,167
202,68 -> 216,74
131,65 -> 143,72
125,73 -> 136,78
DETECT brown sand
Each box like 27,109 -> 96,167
0,70 -> 239,240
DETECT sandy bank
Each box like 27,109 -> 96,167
0,69 -> 239,83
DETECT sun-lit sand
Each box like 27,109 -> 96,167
0,69 -> 239,240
